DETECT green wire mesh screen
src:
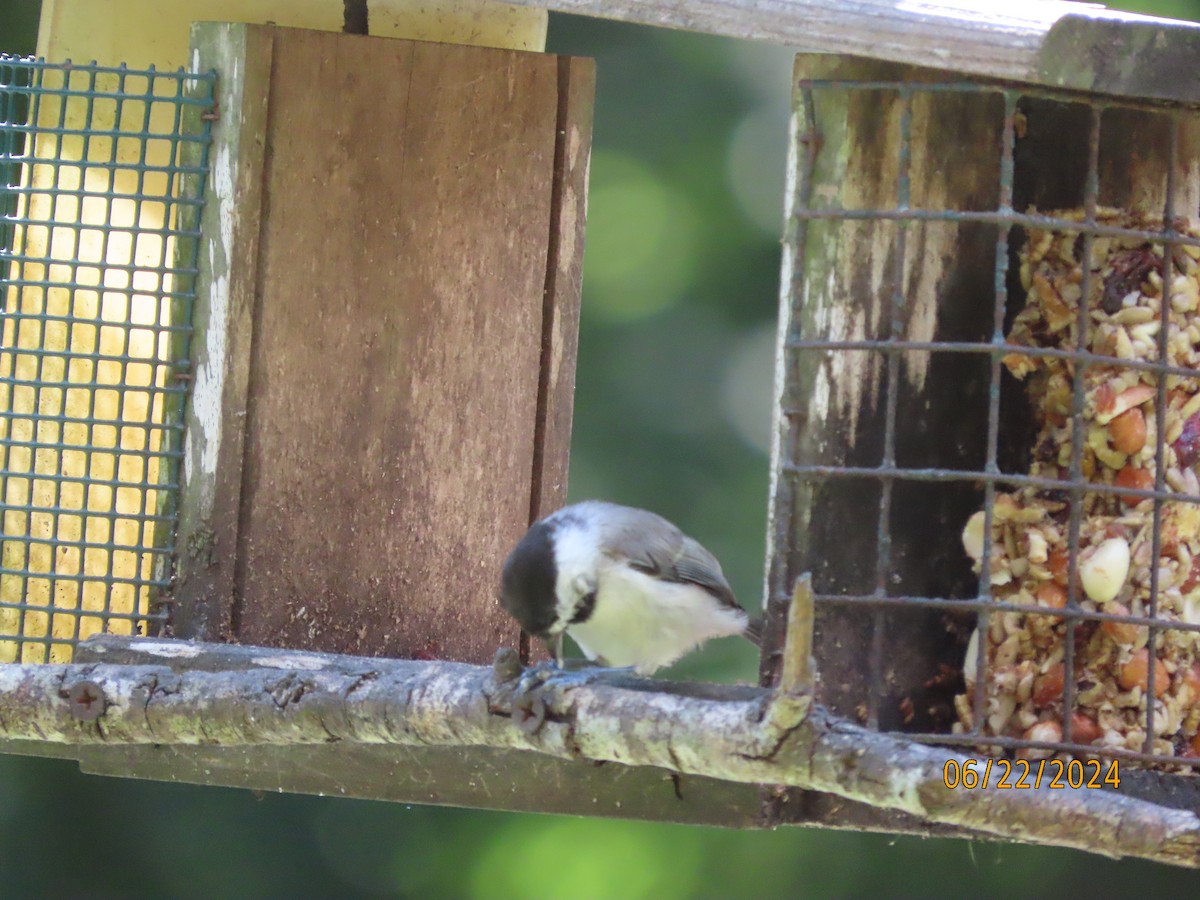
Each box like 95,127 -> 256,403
0,58 -> 215,663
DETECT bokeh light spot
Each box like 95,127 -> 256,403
583,149 -> 697,322
470,817 -> 702,900
720,322 -> 777,454
726,104 -> 788,236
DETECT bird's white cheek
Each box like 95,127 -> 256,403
551,527 -> 601,627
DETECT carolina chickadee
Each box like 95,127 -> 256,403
500,500 -> 762,676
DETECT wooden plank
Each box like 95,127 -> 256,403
1014,98 -> 1200,217
503,0 -> 1200,105
529,57 -> 593,522
209,27 -> 588,662
171,24 -> 274,642
763,53 -> 1011,721
0,736 -> 1011,837
764,789 -> 998,842
516,56 -> 594,663
0,740 -> 765,826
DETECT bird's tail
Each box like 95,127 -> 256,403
743,614 -> 764,648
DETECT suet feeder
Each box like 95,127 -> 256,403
762,51 -> 1200,820
1,21 -> 593,666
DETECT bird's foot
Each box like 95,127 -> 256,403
514,659 -> 636,697
510,660 -> 637,735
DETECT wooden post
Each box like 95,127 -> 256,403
763,54 -> 1011,722
173,23 -> 593,662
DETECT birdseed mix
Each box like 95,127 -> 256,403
957,209 -> 1200,765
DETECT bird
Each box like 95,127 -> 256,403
500,500 -> 762,678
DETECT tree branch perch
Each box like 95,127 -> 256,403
1,637 -> 1198,866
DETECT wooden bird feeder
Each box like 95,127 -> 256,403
6,0 -> 1200,862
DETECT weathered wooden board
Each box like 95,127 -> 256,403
172,24 -> 274,644
1,733 -> 1016,836
763,54 -> 1010,726
529,57 -> 591,524
70,743 -> 767,825
503,0 -> 1200,105
174,24 -> 592,663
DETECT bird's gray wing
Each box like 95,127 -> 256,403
669,534 -> 741,609
602,507 -> 741,610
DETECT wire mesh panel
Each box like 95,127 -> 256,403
767,54 -> 1200,779
0,58 -> 214,663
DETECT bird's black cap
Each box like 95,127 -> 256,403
500,518 -> 558,639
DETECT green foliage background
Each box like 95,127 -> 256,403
4,1 -> 1200,896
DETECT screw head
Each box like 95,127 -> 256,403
66,680 -> 106,721
514,689 -> 546,735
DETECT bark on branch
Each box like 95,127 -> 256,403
1,638 -> 1198,867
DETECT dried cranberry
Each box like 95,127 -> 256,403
1034,437 -> 1058,464
1183,558 -> 1200,593
1073,621 -> 1099,652
1175,411 -> 1200,468
1101,246 -> 1161,314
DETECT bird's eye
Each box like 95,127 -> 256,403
570,591 -> 597,625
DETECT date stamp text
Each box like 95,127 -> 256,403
943,758 -> 1120,790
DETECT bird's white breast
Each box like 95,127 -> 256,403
568,564 -> 748,675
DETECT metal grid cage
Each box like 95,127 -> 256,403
0,57 -> 215,664
767,62 -> 1200,776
